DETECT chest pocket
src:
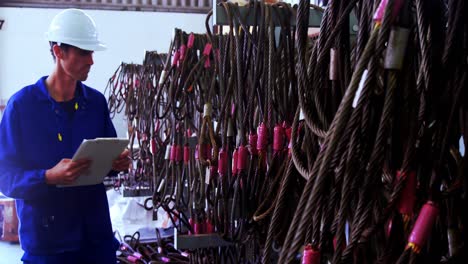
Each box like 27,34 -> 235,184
73,106 -> 107,141
21,110 -> 64,167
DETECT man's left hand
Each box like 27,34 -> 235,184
112,149 -> 131,172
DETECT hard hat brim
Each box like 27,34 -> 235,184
75,42 -> 107,51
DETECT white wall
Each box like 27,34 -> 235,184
0,7 -> 208,136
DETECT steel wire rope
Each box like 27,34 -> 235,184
279,15 -> 381,264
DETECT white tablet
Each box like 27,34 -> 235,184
59,138 -> 129,187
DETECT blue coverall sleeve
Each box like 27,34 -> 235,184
0,101 -> 50,200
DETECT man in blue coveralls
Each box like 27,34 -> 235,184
0,9 -> 131,263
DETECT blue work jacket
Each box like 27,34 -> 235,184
0,76 -> 119,255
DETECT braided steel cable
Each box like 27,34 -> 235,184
414,0 -> 432,95
360,61 -> 420,264
299,0 -> 384,256
279,135 -> 329,264
331,54 -> 378,262
262,117 -> 306,264
340,2 -> 398,263
304,0 -> 359,139
266,5 -> 274,130
304,42 -> 329,139
279,11 -> 381,264
291,108 -> 312,180
341,71 -> 397,263
358,4 -> 431,249
347,3 -> 430,246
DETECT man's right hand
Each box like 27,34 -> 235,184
45,158 -> 91,185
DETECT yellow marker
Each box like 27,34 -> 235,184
406,242 -> 420,254
58,133 -> 63,142
75,102 -> 78,110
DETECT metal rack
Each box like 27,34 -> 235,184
212,1 -> 358,35
0,0 -> 211,14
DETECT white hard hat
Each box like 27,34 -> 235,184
45,9 -> 106,51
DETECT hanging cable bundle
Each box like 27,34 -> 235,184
106,0 -> 468,263
276,0 -> 468,263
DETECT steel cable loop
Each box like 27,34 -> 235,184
296,0 -> 329,139
290,108 -> 312,180
300,0 -> 359,140
318,2 -> 366,249
225,1 -> 294,248
153,56 -> 173,120
414,0 -> 432,95
279,2 -> 326,258
229,2 -> 248,146
117,228 -> 193,263
209,3 -> 235,244
388,7 -> 444,264
251,5 -> 292,219
232,4 -> 260,133
357,44 -> 422,255
440,0 -> 462,70
333,41 -> 382,264
337,1 -> 353,95
214,13 -> 244,245
252,153 -> 288,222
271,3 -> 292,121
176,28 -> 217,231
214,37 -> 232,140
334,65 -> 392,262
303,42 -> 329,139
278,137 -> 328,264
266,4 -> 274,129
278,113 -> 332,262
319,108 -> 357,253
369,2 -> 433,243
105,63 -> 124,119
279,15 -> 380,263
331,118 -> 367,263
309,0 -> 334,130
337,1 -> 397,262
341,71 -> 398,264
428,70 -> 467,210
324,0 -> 386,248
430,3 -> 465,186
353,0 -> 374,66
312,0 -> 358,122
262,158 -> 298,264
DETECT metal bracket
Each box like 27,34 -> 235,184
174,228 -> 233,250
123,187 -> 153,197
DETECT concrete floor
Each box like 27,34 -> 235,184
0,241 -> 23,264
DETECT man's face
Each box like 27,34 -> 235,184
59,46 -> 94,81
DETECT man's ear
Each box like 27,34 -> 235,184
52,44 -> 64,59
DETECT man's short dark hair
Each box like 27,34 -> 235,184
49,42 -> 72,62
